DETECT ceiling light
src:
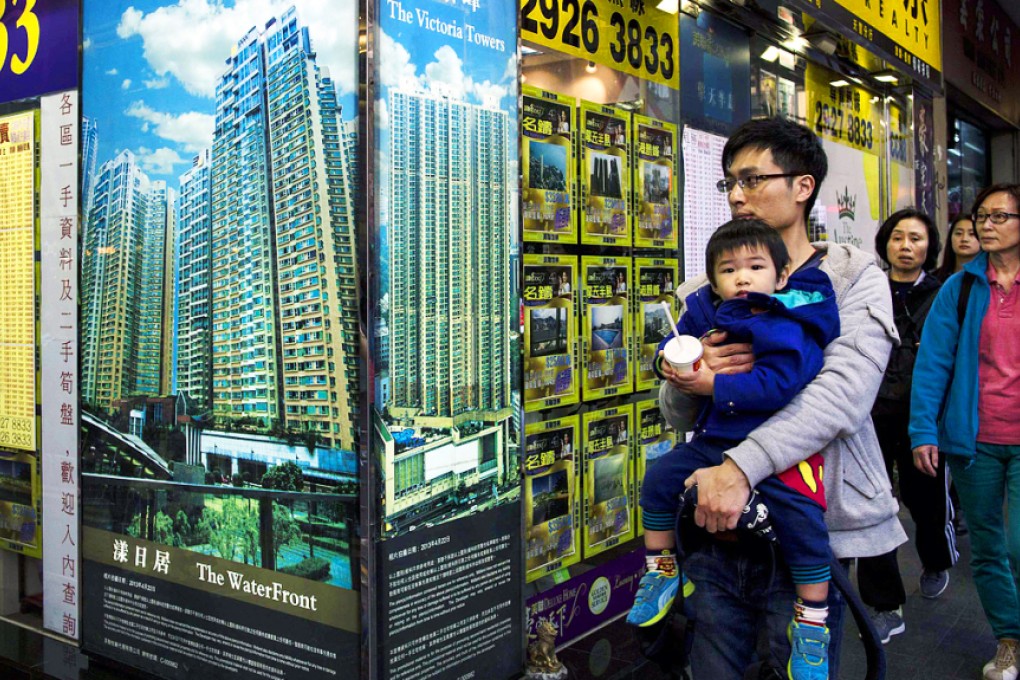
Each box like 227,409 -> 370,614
803,31 -> 838,56
761,46 -> 780,62
657,0 -> 680,13
829,79 -> 850,88
873,70 -> 899,83
585,61 -> 597,74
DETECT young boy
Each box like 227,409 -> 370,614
627,219 -> 839,680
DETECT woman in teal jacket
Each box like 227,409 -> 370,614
909,183 -> 1020,680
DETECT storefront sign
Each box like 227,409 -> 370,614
914,92 -> 935,217
805,63 -> 880,156
942,0 -> 1020,126
41,91 -> 80,635
836,0 -> 940,75
0,0 -> 78,104
789,0 -> 941,87
520,0 -> 679,89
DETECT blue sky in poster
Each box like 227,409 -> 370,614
82,0 -> 359,185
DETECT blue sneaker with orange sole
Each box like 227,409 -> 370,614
787,619 -> 830,679
626,571 -> 694,628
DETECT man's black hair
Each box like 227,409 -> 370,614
706,219 -> 791,286
721,118 -> 828,220
874,208 -> 941,272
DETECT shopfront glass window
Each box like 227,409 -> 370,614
947,116 -> 989,218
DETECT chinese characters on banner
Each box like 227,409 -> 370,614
41,91 -> 81,640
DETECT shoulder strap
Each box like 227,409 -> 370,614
957,272 -> 975,327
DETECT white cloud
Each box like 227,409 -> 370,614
106,68 -> 119,76
121,79 -> 133,90
116,0 -> 359,99
378,30 -> 418,91
424,45 -> 468,100
144,76 -> 170,90
136,147 -> 186,175
375,98 -> 389,131
125,101 -> 214,153
472,80 -> 508,109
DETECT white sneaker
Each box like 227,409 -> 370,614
983,639 -> 1019,680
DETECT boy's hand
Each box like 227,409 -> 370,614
701,330 -> 754,375
670,364 -> 715,396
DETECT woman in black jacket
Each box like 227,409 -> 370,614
857,209 -> 957,643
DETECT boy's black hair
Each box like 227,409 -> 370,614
874,208 -> 941,272
706,219 -> 790,286
721,118 -> 828,220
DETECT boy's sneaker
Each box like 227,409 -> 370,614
626,572 -> 694,627
870,608 -> 905,644
787,619 -> 830,680
919,569 -> 949,599
983,638 -> 1019,680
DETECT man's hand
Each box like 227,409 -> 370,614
701,330 -> 754,375
913,445 -> 939,477
669,363 -> 716,396
684,458 -> 751,533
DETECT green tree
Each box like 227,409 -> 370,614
272,502 -> 302,560
261,461 -> 304,491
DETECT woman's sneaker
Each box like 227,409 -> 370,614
983,638 -> 1019,680
787,619 -> 830,680
870,608 -> 905,644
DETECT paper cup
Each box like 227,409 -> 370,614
662,335 -> 703,373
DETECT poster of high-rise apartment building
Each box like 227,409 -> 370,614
372,0 -> 521,538
79,3 -> 361,678
523,254 -> 578,411
632,115 -> 678,249
634,258 -> 679,393
580,100 -> 631,246
372,2 -> 522,678
522,86 -> 576,243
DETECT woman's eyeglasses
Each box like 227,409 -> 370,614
716,173 -> 801,194
972,211 -> 1020,225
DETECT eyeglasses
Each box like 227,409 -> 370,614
971,211 -> 1020,225
716,173 -> 801,194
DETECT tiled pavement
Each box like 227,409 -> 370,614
558,510 -> 999,680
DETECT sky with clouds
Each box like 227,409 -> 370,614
83,0 -> 359,185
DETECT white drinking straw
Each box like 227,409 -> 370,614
661,302 -> 682,340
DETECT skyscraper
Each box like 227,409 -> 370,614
387,90 -> 511,425
136,181 -> 176,398
82,150 -> 149,409
81,116 -> 98,236
175,150 -> 213,412
211,7 -> 360,450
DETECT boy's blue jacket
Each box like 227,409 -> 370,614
908,253 -> 991,461
654,267 -> 840,444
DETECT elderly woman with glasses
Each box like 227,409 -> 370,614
910,183 -> 1020,680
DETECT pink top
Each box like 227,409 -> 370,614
977,260 -> 1020,444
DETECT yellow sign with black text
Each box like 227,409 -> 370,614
805,64 -> 880,157
834,0 -> 941,75
520,0 -> 679,90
